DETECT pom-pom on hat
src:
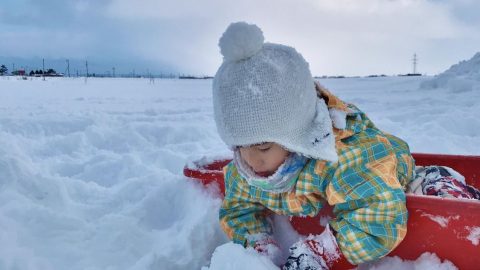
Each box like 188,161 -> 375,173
213,22 -> 338,162
219,22 -> 264,62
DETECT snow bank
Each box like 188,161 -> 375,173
421,52 -> 480,92
320,76 -> 480,155
0,77 -> 229,270
1,75 -> 477,269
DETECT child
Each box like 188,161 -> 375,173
212,22 -> 415,269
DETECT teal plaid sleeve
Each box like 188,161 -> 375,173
321,122 -> 410,264
332,189 -> 407,264
219,162 -> 273,247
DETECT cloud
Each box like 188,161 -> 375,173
1,0 -> 479,75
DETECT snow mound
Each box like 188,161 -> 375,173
421,52 -> 480,92
1,76 -> 477,269
203,243 -> 278,270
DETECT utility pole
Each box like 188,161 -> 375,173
147,68 -> 154,84
66,59 -> 70,77
42,58 -> 45,81
85,60 -> 89,84
412,53 -> 418,74
112,67 -> 115,78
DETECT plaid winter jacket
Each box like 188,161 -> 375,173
219,85 -> 415,265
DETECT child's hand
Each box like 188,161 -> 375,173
283,226 -> 346,270
282,239 -> 329,270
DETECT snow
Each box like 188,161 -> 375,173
329,108 -> 348,129
466,226 -> 480,246
0,77 -> 229,270
202,243 -> 278,270
360,253 -> 457,270
421,52 -> 480,93
443,166 -> 466,185
0,73 -> 478,269
319,215 -> 332,227
418,212 -> 459,228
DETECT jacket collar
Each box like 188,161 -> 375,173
314,82 -> 356,141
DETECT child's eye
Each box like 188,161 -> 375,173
259,147 -> 271,152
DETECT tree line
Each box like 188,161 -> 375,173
0,64 -> 59,76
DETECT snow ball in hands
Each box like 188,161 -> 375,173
219,22 -> 264,62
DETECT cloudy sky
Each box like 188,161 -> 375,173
1,0 -> 480,76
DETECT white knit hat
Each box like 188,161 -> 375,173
213,22 -> 338,162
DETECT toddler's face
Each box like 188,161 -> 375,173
239,142 -> 290,177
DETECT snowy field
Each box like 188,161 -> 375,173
0,74 -> 478,270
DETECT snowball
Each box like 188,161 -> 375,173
203,243 -> 278,270
219,22 -> 264,62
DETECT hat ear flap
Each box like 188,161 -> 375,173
307,99 -> 338,162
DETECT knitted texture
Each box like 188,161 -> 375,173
213,22 -> 337,162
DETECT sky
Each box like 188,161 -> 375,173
1,0 -> 480,76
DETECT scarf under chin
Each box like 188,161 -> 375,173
233,150 -> 308,193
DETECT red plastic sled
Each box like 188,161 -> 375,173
184,153 -> 480,270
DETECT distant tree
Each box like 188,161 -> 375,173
46,68 -> 56,75
29,70 -> 35,76
0,64 -> 7,75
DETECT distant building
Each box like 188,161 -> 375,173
12,69 -> 26,76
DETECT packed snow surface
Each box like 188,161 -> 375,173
1,75 -> 478,269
